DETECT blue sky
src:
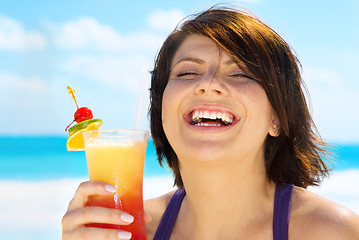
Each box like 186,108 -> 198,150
0,0 -> 358,143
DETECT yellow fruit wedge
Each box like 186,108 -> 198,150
68,119 -> 103,135
66,120 -> 103,151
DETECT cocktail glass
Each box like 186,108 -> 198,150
82,129 -> 149,240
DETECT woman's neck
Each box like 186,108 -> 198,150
174,157 -> 276,240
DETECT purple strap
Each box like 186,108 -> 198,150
153,189 -> 186,240
154,185 -> 293,240
273,184 -> 294,240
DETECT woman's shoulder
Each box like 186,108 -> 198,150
144,190 -> 177,239
290,186 -> 359,240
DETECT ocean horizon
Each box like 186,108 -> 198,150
0,136 -> 358,240
0,136 -> 358,180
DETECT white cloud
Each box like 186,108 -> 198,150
54,17 -> 123,51
60,54 -> 151,92
0,72 -> 47,93
0,15 -> 46,50
302,66 -> 359,143
303,67 -> 343,91
148,9 -> 186,32
52,17 -> 164,52
123,31 -> 164,52
0,71 -> 68,135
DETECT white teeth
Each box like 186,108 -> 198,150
192,110 -> 200,121
197,123 -> 221,127
191,110 -> 234,125
209,112 -> 217,120
203,111 -> 211,119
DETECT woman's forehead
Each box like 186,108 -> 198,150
172,35 -> 234,65
171,34 -> 251,73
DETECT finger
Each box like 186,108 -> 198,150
62,206 -> 134,230
63,227 -> 132,240
67,181 -> 116,212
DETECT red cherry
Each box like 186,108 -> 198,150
74,107 -> 93,123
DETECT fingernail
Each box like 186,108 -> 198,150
121,213 -> 134,223
117,231 -> 132,239
104,184 -> 116,193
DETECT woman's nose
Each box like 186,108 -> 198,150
194,72 -> 229,97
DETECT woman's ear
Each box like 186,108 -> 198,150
269,114 -> 280,137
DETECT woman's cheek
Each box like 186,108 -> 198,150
161,85 -> 175,136
161,80 -> 188,142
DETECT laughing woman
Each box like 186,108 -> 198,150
62,7 -> 359,240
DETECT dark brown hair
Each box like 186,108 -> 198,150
149,7 -> 330,188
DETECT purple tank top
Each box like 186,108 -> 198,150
153,184 -> 293,240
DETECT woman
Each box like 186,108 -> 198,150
62,7 -> 359,240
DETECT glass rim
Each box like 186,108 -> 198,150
82,129 -> 150,138
83,129 -> 149,133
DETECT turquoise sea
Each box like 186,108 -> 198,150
0,136 -> 172,180
0,136 -> 359,180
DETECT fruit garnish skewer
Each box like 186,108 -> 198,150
65,86 -> 94,132
65,86 -> 102,151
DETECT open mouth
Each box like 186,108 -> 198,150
189,110 -> 235,127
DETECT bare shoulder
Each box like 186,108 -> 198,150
144,190 -> 177,239
289,186 -> 359,240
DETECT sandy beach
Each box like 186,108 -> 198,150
0,170 -> 358,240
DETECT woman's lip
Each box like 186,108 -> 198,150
183,103 -> 240,128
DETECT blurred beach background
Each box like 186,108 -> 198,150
0,0 -> 358,239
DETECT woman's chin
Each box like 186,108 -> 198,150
177,145 -> 233,165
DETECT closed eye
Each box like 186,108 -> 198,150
177,72 -> 199,78
229,73 -> 256,81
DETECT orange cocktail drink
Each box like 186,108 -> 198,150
83,129 -> 149,240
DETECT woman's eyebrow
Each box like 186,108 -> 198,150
173,57 -> 205,66
223,59 -> 250,73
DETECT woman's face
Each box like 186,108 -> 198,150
162,34 -> 278,165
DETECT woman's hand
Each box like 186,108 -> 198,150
62,181 -> 135,240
